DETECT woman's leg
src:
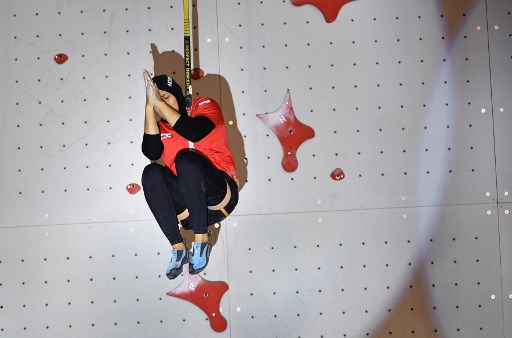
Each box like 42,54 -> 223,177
142,163 -> 191,279
174,150 -> 228,275
174,150 -> 227,238
141,163 -> 185,246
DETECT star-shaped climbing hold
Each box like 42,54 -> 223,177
257,90 -> 315,172
290,0 -> 353,23
167,265 -> 229,332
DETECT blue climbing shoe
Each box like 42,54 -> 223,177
166,248 -> 188,280
189,242 -> 211,275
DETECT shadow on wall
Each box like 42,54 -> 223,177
374,1 -> 480,336
437,0 -> 479,45
372,264 -> 441,338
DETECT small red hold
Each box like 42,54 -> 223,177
126,183 -> 141,194
192,68 -> 204,80
54,53 -> 68,64
331,168 -> 345,181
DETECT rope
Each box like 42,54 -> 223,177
183,0 -> 192,115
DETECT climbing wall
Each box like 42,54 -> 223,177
0,0 -> 511,337
221,0 -> 496,214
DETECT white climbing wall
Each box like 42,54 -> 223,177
0,0 -> 511,337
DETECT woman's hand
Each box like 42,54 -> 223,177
142,69 -> 180,125
143,69 -> 163,108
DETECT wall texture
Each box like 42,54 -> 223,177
0,0 -> 510,337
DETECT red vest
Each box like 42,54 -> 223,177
158,97 -> 237,180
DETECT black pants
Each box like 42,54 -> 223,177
142,150 -> 238,245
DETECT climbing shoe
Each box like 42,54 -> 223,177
189,242 -> 211,275
166,248 -> 188,280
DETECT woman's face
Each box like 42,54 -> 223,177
159,90 -> 179,112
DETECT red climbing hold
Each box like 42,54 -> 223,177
331,168 -> 345,181
257,90 -> 315,172
192,68 -> 204,80
126,183 -> 141,194
290,0 -> 353,23
167,265 -> 229,332
54,53 -> 68,64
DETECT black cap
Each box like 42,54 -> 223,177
152,74 -> 187,115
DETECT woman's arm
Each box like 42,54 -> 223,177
144,104 -> 161,134
143,69 -> 214,142
142,70 -> 164,164
142,105 -> 164,162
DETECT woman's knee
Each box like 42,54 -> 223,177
141,163 -> 166,188
175,150 -> 204,173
